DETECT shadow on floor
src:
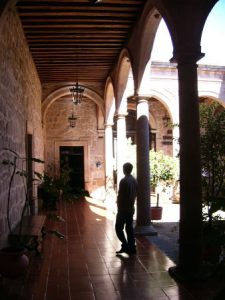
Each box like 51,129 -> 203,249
146,222 -> 179,264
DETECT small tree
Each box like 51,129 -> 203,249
125,138 -> 179,206
150,150 -> 179,206
200,102 -> 225,226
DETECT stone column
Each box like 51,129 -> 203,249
169,52 -> 204,278
104,123 -> 115,200
116,114 -> 127,191
128,95 -> 157,235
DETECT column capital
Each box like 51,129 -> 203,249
170,50 -> 205,64
97,129 -> 104,138
104,122 -> 113,128
127,95 -> 151,104
114,112 -> 127,120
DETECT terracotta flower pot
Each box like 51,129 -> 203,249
151,206 -> 163,220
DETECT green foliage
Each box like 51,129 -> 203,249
38,162 -> 89,206
1,148 -> 44,243
38,171 -> 59,210
200,102 -> 225,224
57,163 -> 89,202
57,164 -> 72,191
39,172 -> 58,194
149,150 -> 179,188
55,163 -> 74,200
200,102 -> 225,267
126,138 -> 179,207
125,137 -> 179,189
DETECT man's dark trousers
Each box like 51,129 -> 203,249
115,210 -> 135,252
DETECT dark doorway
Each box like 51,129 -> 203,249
60,146 -> 84,193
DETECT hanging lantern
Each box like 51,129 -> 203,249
68,113 -> 77,128
69,82 -> 85,105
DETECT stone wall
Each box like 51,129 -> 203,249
0,8 -> 43,246
150,101 -> 173,156
44,97 -> 105,197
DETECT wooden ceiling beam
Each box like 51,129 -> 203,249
17,0 -> 141,4
26,36 -> 127,42
29,44 -> 122,48
22,24 -> 131,29
23,28 -> 127,34
17,0 -> 145,85
18,11 -> 137,17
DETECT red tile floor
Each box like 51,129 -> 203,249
0,198 -> 222,299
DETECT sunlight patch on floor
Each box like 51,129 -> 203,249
85,197 -> 115,221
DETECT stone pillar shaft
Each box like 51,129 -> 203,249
116,114 -> 127,191
136,98 -> 151,226
176,57 -> 203,273
104,124 -> 114,198
105,124 -> 113,178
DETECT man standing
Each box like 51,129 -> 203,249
115,162 -> 137,255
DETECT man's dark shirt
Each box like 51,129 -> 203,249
117,174 -> 137,213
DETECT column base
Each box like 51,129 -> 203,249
168,265 -> 212,283
134,224 -> 158,236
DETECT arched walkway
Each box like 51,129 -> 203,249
1,199 -> 221,299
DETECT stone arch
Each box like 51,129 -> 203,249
104,77 -> 116,125
130,6 -> 162,93
150,1 -> 217,59
148,92 -> 179,156
149,111 -> 157,130
127,103 -> 157,130
0,0 -> 17,33
198,91 -> 225,107
115,48 -> 133,113
42,85 -> 104,125
149,89 -> 178,124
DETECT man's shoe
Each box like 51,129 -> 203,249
128,246 -> 136,255
116,247 -> 130,254
129,249 -> 137,255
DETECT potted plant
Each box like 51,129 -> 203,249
54,162 -> 74,202
151,193 -> 163,221
200,102 -> 225,264
150,150 -> 179,220
38,171 -> 59,210
0,148 -> 44,277
125,138 -> 179,221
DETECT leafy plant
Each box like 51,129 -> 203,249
55,163 -> 77,201
37,171 -> 59,210
200,102 -> 225,227
199,102 -> 225,267
150,150 -> 178,187
125,138 -> 179,206
149,150 -> 179,206
1,148 -> 44,245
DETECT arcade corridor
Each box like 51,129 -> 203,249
0,199 -> 220,300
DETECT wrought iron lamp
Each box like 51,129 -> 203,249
70,82 -> 85,105
68,113 -> 77,128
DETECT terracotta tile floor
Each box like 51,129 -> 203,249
0,199 -> 221,299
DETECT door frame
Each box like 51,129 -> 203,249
54,141 -> 90,190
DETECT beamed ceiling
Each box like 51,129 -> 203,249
16,0 -> 146,91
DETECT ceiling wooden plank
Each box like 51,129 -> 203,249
16,0 -> 146,85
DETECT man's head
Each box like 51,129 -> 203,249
123,162 -> 133,175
